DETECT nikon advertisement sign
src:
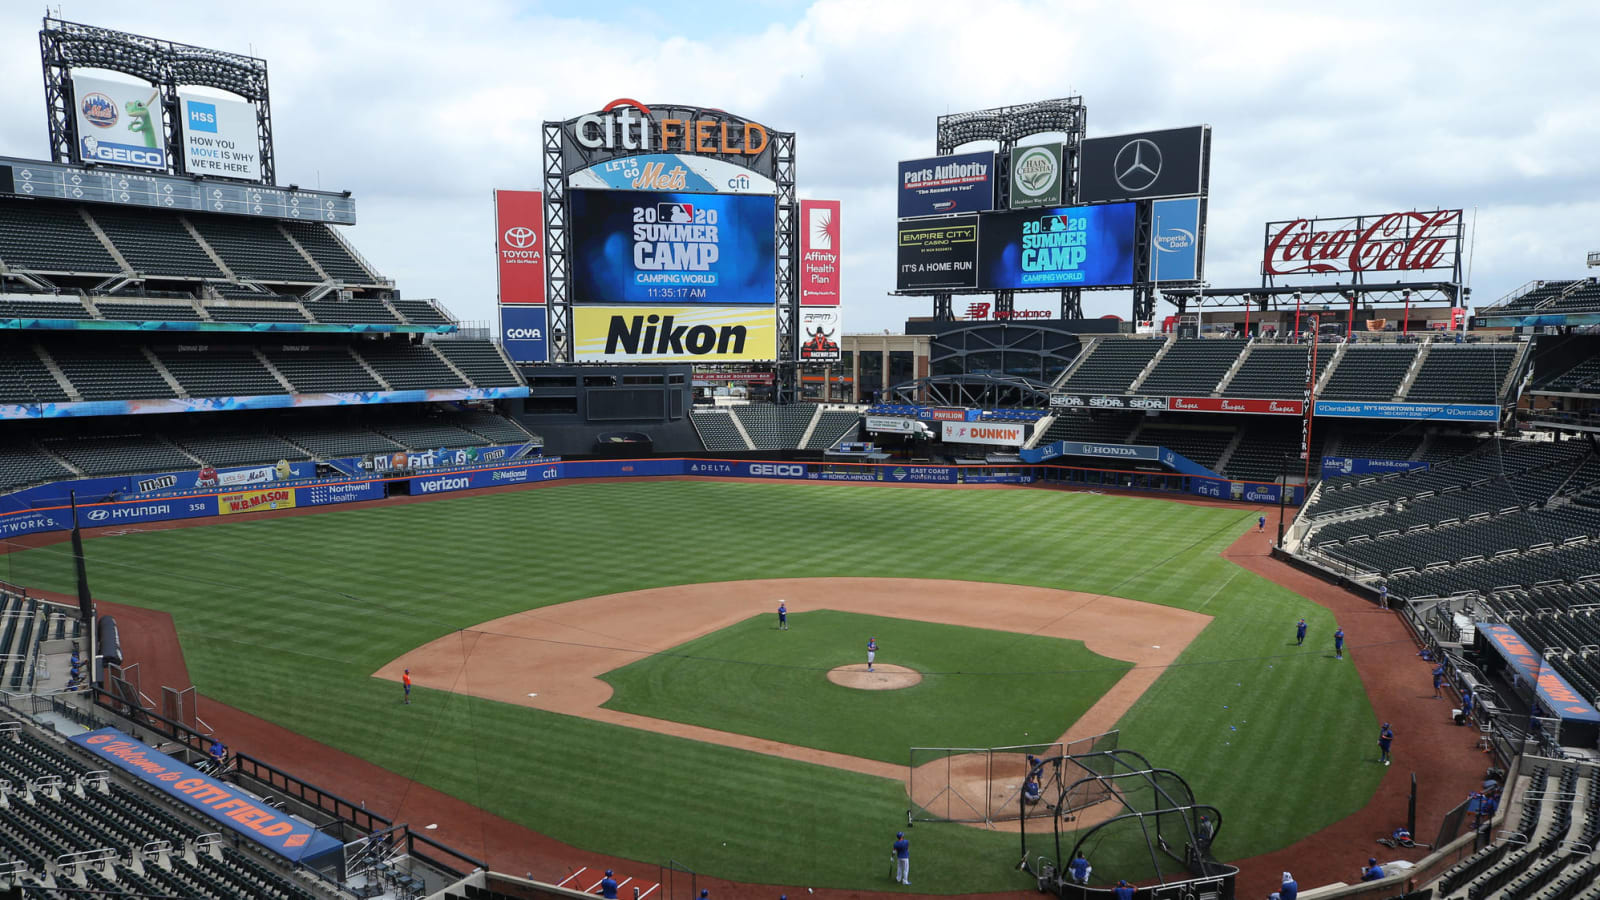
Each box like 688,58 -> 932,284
573,305 -> 776,362
1009,143 -> 1063,209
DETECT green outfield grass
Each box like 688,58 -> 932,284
601,610 -> 1131,764
2,481 -> 1383,892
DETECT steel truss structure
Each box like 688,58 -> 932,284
888,374 -> 1053,409
930,98 -> 1086,322
40,16 -> 275,184
1159,282 -> 1466,326
540,111 -> 800,400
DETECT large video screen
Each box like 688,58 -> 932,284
977,202 -> 1136,289
569,189 -> 776,304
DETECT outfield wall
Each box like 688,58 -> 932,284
0,458 -> 1301,540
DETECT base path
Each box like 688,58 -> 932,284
380,578 -> 1212,783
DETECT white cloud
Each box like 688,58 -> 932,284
0,0 -> 1595,331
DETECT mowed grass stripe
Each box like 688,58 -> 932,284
5,482 -> 1381,892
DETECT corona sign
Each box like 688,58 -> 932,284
559,101 -> 777,179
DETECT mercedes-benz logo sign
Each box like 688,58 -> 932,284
1113,138 -> 1162,192
503,226 -> 538,248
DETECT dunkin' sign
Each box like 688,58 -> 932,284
1262,209 -> 1461,277
941,421 -> 1026,447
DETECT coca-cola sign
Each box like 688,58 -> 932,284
1262,209 -> 1462,277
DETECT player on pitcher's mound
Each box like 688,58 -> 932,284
867,636 -> 878,672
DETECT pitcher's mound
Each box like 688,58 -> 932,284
828,663 -> 921,690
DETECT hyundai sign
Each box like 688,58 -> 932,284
501,305 -> 548,363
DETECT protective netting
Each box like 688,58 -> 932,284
908,731 -> 1118,825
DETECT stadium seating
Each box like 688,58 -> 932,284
154,347 -> 285,397
0,345 -> 72,402
0,718 -> 325,900
1057,339 -> 1165,394
1137,339 -> 1246,396
202,301 -> 311,323
1546,281 -> 1600,313
451,410 -> 536,445
374,419 -> 486,449
1418,432 -> 1486,464
359,342 -> 468,390
1222,423 -> 1322,483
808,410 -> 861,449
45,435 -> 196,476
43,343 -> 176,401
279,220 -> 380,284
168,428 -> 309,468
1222,344 -> 1331,399
432,340 -> 522,387
1404,345 -> 1517,404
0,442 -> 74,491
0,296 -> 94,321
1036,412 -> 1141,445
1318,345 -> 1417,401
263,346 -> 383,393
1493,280 -> 1578,313
91,300 -> 203,321
1134,425 -> 1234,469
87,207 -> 224,279
691,409 -> 750,451
302,298 -> 400,325
187,215 -> 322,282
1333,427 -> 1425,462
1538,357 -> 1600,393
0,198 -> 120,274
390,299 -> 452,326
276,422 -> 405,459
732,404 -> 814,450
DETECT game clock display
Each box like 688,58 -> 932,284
568,188 -> 777,304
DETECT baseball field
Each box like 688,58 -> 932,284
1,479 -> 1384,892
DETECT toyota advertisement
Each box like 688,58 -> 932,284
976,203 -> 1136,289
495,190 -> 545,304
1077,126 -> 1208,203
897,151 -> 995,218
568,189 -> 776,304
501,305 -> 548,363
72,73 -> 167,170
896,218 -> 979,290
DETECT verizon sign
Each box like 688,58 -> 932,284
941,421 -> 1026,447
1262,209 -> 1461,277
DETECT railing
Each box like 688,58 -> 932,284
231,750 -> 392,835
406,827 -> 489,879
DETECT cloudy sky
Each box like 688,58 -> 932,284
1,1 -> 1595,332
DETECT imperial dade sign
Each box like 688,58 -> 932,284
1262,209 -> 1462,277
941,421 -> 1026,447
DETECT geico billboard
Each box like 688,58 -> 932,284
573,306 -> 776,362
72,73 -> 167,170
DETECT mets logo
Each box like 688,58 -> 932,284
80,93 -> 118,128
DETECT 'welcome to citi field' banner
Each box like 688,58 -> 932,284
495,190 -> 545,304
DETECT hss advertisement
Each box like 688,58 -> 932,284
568,188 -> 776,304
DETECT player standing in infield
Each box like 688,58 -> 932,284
777,601 -> 788,631
867,636 -> 878,672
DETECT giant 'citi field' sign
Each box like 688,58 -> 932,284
559,100 -> 777,179
1262,209 -> 1462,277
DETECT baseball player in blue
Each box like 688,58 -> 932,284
867,637 -> 878,672
892,831 -> 910,884
1068,851 -> 1090,884
777,601 -> 788,631
1279,872 -> 1298,900
1258,514 -> 1266,533
1462,687 -> 1474,720
600,870 -> 618,899
1114,879 -> 1135,900
1295,617 -> 1307,646
1433,663 -> 1445,699
1361,858 -> 1385,881
1334,627 -> 1345,660
1378,723 -> 1394,766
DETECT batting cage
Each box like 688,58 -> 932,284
908,731 -> 1118,826
1019,748 -> 1237,899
